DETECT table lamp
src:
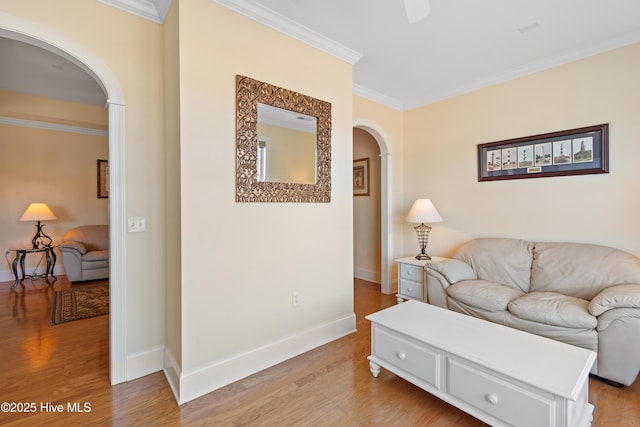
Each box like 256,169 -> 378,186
406,198 -> 442,260
19,202 -> 57,249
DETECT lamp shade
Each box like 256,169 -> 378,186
19,203 -> 57,222
406,199 -> 442,223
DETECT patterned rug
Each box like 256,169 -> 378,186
50,280 -> 109,325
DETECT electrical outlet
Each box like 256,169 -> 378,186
127,216 -> 146,232
292,291 -> 300,307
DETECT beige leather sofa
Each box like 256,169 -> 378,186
59,225 -> 109,283
425,238 -> 640,386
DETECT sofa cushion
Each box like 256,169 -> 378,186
82,250 -> 109,262
530,242 -> 640,300
454,238 -> 533,293
447,280 -> 524,312
81,259 -> 109,270
508,292 -> 597,329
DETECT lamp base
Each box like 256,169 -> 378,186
31,221 -> 53,249
413,223 -> 433,262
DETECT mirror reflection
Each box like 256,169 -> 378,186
257,103 -> 317,184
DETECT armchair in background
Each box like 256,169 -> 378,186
59,225 -> 109,282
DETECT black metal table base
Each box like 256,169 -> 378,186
10,246 -> 57,291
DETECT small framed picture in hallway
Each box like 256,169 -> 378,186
97,159 -> 109,199
353,157 -> 370,196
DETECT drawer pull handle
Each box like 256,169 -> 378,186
396,352 -> 406,360
486,394 -> 499,405
407,271 -> 413,275
407,287 -> 412,292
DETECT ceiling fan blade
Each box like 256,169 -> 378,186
403,0 -> 430,24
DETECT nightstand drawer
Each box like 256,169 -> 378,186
399,279 -> 424,300
399,263 -> 423,282
448,359 -> 554,427
373,327 -> 441,388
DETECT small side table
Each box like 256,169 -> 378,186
396,256 -> 446,304
10,246 -> 57,290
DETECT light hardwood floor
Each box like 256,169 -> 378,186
1,276 -> 638,426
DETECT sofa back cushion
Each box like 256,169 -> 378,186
530,242 -> 640,300
454,238 -> 534,293
62,225 -> 109,251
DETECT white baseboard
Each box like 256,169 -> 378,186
354,266 -> 381,284
163,347 -> 182,403
176,312 -> 357,405
124,345 -> 165,381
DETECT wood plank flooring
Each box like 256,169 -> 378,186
0,276 -> 638,426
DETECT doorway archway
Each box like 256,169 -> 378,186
0,12 -> 127,384
353,119 -> 393,294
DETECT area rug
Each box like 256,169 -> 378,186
51,280 -> 109,325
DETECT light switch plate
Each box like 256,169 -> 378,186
127,216 -> 146,232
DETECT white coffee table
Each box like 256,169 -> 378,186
367,300 -> 596,427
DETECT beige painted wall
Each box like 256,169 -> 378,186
178,0 -> 353,368
176,0 -> 354,385
403,42 -> 640,258
0,92 -> 108,279
0,89 -> 107,130
353,128 -> 381,282
3,0 -> 167,359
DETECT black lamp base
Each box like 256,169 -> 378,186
31,221 -> 53,249
413,223 -> 433,261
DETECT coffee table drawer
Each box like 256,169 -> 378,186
448,359 -> 554,427
373,327 -> 441,388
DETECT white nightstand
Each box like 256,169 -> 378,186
396,256 -> 445,304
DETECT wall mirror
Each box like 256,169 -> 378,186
236,75 -> 331,202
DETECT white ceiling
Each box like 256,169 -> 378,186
235,0 -> 640,109
3,0 -> 640,110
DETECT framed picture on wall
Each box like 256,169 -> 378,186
97,159 -> 109,198
353,157 -> 370,196
477,124 -> 608,182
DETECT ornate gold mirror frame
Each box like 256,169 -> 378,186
236,75 -> 332,202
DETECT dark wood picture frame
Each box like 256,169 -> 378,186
478,124 -> 609,182
97,159 -> 109,199
353,157 -> 370,196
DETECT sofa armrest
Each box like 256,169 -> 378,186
589,284 -> 640,316
425,259 -> 477,285
424,259 -> 477,309
59,241 -> 88,255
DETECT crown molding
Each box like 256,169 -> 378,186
0,116 -> 108,136
211,0 -> 362,65
97,0 -> 172,24
353,84 -> 405,111
403,28 -> 640,110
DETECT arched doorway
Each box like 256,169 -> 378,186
353,119 -> 393,294
0,12 -> 128,384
